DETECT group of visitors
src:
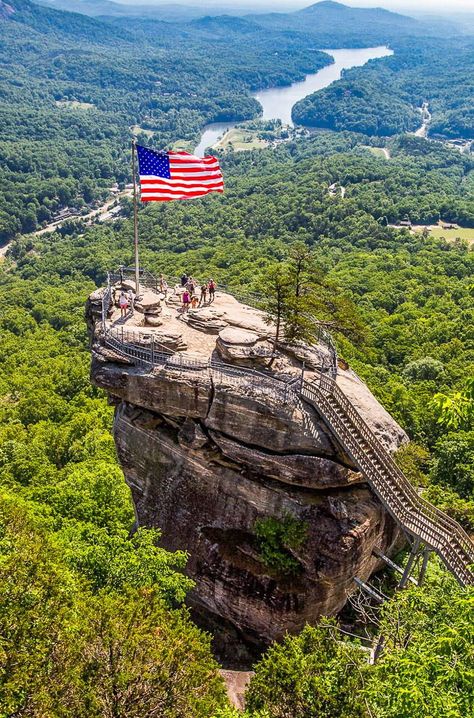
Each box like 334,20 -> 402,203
116,273 -> 217,319
180,273 -> 216,312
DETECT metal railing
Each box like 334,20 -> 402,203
302,377 -> 474,586
107,266 -> 338,376
98,268 -> 474,586
104,325 -> 298,402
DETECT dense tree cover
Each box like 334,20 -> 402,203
0,493 -> 228,717
293,37 -> 474,138
218,568 -> 474,718
0,0 -> 333,242
0,271 -> 229,715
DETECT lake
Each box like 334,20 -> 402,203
194,46 -> 392,155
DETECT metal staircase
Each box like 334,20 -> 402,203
300,373 -> 474,587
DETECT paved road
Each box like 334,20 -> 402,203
0,188 -> 133,258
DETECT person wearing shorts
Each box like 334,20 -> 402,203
208,279 -> 216,303
119,291 -> 128,318
182,289 -> 191,312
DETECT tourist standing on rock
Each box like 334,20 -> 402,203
127,289 -> 134,314
119,291 -> 128,318
208,279 -> 216,303
182,289 -> 191,312
199,282 -> 207,306
181,273 -> 188,287
186,277 -> 195,293
161,278 -> 168,301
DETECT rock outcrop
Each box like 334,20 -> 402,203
87,287 -> 408,650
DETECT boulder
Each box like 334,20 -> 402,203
208,430 -> 362,489
216,327 -> 273,366
144,315 -> 163,327
91,355 -> 211,418
281,341 -> 333,371
114,279 -> 136,293
134,289 -> 162,314
184,307 -> 228,334
143,329 -> 187,352
205,377 -> 336,456
337,369 -> 409,452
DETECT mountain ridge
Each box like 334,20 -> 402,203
30,0 -> 436,41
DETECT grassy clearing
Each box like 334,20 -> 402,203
413,222 -> 474,246
215,127 -> 267,151
430,225 -> 474,244
172,139 -> 195,153
131,124 -> 154,138
361,145 -> 390,159
55,100 -> 94,110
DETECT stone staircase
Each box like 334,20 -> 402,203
300,374 -> 474,587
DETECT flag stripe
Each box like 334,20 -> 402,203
137,146 -> 224,203
140,170 -> 221,178
141,178 -> 223,187
170,163 -> 220,170
142,190 -> 224,201
141,184 -> 224,195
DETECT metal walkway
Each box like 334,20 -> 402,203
300,375 -> 474,586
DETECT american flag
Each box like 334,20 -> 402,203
136,145 -> 224,202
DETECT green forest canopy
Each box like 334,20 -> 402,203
0,0 -> 473,714
1,0 -> 474,241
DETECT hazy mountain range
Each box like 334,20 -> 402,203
33,0 -> 465,36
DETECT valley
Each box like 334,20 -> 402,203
0,0 -> 473,716
195,45 -> 392,155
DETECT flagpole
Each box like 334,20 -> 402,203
131,139 -> 140,296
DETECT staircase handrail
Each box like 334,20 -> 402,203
324,377 -> 474,549
301,377 -> 474,583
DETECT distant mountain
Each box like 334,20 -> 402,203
191,14 -> 266,35
35,0 -> 250,22
3,0 -> 129,43
412,12 -> 474,37
31,0 -> 455,45
297,1 -> 415,28
247,0 -> 433,45
36,0 -> 121,16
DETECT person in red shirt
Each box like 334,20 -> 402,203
182,289 -> 191,312
208,279 -> 216,303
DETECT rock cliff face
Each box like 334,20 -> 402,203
87,288 -> 407,651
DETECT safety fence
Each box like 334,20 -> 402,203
107,265 -> 338,376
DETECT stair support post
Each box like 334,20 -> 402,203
398,538 -> 421,589
418,547 -> 431,586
